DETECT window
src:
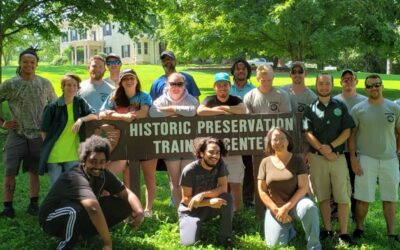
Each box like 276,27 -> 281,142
103,23 -> 112,36
79,30 -> 87,40
144,42 -> 148,55
121,45 -> 130,58
137,42 -> 142,55
61,32 -> 68,42
70,30 -> 78,41
103,47 -> 112,54
92,31 -> 97,41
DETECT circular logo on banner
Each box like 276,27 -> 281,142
387,114 -> 394,123
333,108 -> 342,116
270,103 -> 278,111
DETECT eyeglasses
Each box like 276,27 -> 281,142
365,82 -> 382,89
168,81 -> 184,87
272,136 -> 287,143
291,70 -> 304,75
106,60 -> 121,65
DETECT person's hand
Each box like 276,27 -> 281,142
209,198 -> 227,209
212,106 -> 229,114
127,212 -> 144,229
188,192 -> 205,210
2,120 -> 18,129
275,205 -> 291,223
324,152 -> 338,161
351,157 -> 364,176
72,118 -> 83,133
124,112 -> 136,123
319,144 -> 332,155
102,244 -> 112,250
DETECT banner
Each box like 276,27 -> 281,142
85,113 -> 303,160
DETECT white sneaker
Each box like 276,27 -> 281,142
144,209 -> 153,218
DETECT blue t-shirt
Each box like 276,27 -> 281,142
150,72 -> 200,100
100,91 -> 152,111
229,82 -> 255,99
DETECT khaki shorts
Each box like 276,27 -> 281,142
308,153 -> 351,203
223,155 -> 245,184
355,155 -> 399,202
3,131 -> 42,176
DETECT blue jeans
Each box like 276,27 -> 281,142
264,197 -> 321,250
48,161 -> 78,186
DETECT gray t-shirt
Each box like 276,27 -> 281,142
280,85 -> 316,113
78,80 -> 114,113
351,99 -> 400,159
243,87 -> 292,114
334,93 -> 367,112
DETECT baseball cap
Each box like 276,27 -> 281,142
119,69 -> 136,80
341,69 -> 356,78
214,72 -> 230,83
105,53 -> 121,62
290,61 -> 306,71
160,51 -> 175,60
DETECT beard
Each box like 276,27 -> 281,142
317,90 -> 331,97
163,64 -> 176,74
203,157 -> 219,168
92,71 -> 105,81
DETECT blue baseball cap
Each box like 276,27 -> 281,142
214,72 -> 230,83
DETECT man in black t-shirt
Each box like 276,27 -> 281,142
179,137 -> 233,247
197,72 -> 246,212
39,135 -> 144,250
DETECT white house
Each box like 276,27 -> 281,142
60,23 -> 163,65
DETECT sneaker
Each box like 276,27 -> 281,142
338,234 -> 354,245
388,234 -> 400,242
0,207 -> 15,218
352,228 -> 364,239
320,230 -> 334,240
143,209 -> 152,218
27,203 -> 39,216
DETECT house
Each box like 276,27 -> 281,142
60,23 -> 163,65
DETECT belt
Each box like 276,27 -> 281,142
311,151 -> 344,156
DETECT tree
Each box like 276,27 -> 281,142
157,0 -> 400,71
0,0 -> 154,82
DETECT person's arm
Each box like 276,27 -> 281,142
99,110 -> 136,122
80,198 -> 112,249
217,103 -> 246,114
304,131 -> 330,155
197,104 -> 227,116
258,179 -> 279,214
330,128 -> 351,149
278,174 -> 309,213
182,176 -> 228,209
41,132 -> 47,140
348,127 -> 363,176
72,114 -> 98,133
117,187 -> 144,228
134,105 -> 149,118
396,127 -> 400,155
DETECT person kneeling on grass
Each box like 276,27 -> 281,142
179,137 -> 233,248
39,135 -> 144,250
258,127 -> 321,250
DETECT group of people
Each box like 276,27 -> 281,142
0,46 -> 399,249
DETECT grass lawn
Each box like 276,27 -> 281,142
0,64 -> 400,249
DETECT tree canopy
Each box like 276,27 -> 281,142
0,0 -> 155,81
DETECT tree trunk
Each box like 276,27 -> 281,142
0,35 -> 3,84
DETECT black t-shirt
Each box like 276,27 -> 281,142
39,165 -> 125,223
201,95 -> 243,108
180,159 -> 228,196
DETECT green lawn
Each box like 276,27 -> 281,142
0,65 -> 400,249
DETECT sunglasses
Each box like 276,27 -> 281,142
106,60 -> 121,65
365,82 -> 382,89
168,81 -> 184,87
291,69 -> 304,75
